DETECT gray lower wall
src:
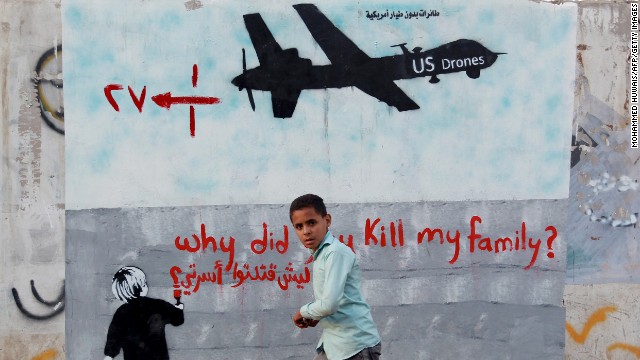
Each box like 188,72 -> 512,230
66,199 -> 566,360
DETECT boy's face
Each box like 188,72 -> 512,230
291,206 -> 331,252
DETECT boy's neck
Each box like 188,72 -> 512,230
311,231 -> 330,253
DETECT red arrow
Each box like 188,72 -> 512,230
152,91 -> 221,109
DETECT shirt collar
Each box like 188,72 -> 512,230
311,231 -> 334,260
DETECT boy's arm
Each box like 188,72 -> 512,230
300,250 -> 353,320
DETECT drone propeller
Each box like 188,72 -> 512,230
241,48 -> 256,111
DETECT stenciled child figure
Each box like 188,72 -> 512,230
104,266 -> 184,360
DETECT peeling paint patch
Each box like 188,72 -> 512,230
571,126 -> 598,168
582,172 -> 639,227
16,81 -> 44,209
184,0 -> 203,11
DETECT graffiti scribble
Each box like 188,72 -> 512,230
607,343 -> 640,358
566,305 -> 617,344
32,349 -> 58,360
33,44 -> 64,135
11,280 -> 65,320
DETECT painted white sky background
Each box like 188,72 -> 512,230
63,0 -> 576,210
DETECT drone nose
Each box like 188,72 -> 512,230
231,75 -> 244,90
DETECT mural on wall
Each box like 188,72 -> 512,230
63,0 -> 577,359
63,0 -> 576,209
104,266 -> 184,360
167,213 -> 559,301
232,4 -> 502,118
104,64 -> 221,138
66,200 -> 570,359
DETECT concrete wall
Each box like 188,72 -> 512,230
66,200 -> 567,359
1,1 -> 638,360
1,1 -> 65,359
564,3 -> 640,359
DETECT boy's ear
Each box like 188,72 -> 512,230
325,213 -> 332,227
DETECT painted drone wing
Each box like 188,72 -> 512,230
293,4 -> 370,65
355,79 -> 420,112
294,4 -> 419,111
243,13 -> 283,65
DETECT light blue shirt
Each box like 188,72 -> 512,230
300,231 -> 381,360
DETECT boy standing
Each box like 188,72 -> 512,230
290,194 -> 381,360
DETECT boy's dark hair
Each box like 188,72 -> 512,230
289,194 -> 327,220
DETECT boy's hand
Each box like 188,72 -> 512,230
305,318 -> 319,327
292,310 -> 319,328
292,310 -> 308,328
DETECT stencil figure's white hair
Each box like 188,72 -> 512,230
111,266 -> 147,302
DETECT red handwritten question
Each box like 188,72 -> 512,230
170,223 -> 312,297
169,216 -> 558,297
365,216 -> 558,270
